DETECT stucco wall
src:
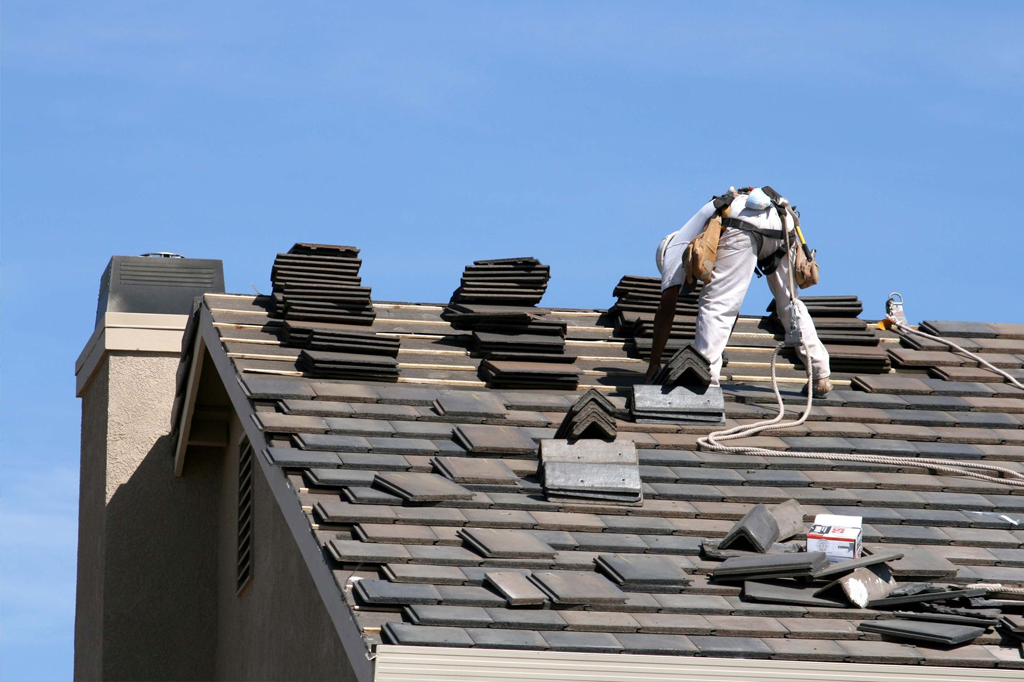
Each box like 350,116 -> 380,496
76,345 -> 359,681
74,354 -> 109,680
214,414 -> 358,682
75,351 -> 220,681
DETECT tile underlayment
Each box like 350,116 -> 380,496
200,274 -> 1024,669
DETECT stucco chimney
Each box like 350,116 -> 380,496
74,254 -> 224,681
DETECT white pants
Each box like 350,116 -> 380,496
693,228 -> 831,385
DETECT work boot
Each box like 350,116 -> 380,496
801,377 -> 833,398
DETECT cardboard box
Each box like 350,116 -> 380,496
807,514 -> 862,563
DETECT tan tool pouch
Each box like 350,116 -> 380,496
788,208 -> 819,289
794,246 -> 819,288
682,208 -> 728,285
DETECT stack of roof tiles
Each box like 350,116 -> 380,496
651,344 -> 714,387
193,259 -> 1024,670
553,388 -> 618,442
443,257 -> 580,390
449,257 -> 549,306
270,243 -> 398,381
271,243 -> 375,324
609,276 -> 702,359
539,437 -> 642,505
631,345 -> 726,426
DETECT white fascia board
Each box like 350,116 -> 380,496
373,645 -> 1019,682
76,312 -> 189,396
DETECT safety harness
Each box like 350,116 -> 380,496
721,185 -> 791,277
683,186 -> 819,288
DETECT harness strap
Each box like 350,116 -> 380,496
720,214 -> 788,278
721,216 -> 785,240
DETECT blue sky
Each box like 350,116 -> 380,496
1,2 -> 1022,679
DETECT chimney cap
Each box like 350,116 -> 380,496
96,255 -> 224,327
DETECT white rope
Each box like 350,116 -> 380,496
697,341 -> 1024,488
893,323 -> 1024,391
966,583 -> 1024,596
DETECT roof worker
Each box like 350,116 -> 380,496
645,186 -> 833,396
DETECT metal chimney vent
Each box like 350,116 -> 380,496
95,254 -> 225,327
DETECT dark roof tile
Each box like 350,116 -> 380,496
541,631 -> 623,653
614,633 -> 697,655
355,580 -> 441,605
314,500 -> 396,524
382,622 -> 472,647
776,617 -> 861,640
705,615 -> 788,638
350,403 -> 421,419
374,472 -> 473,502
436,585 -> 507,607
570,532 -> 648,553
294,434 -> 371,452
483,571 -> 548,606
455,424 -> 538,455
264,447 -> 340,468
529,570 -> 628,605
461,509 -> 537,528
324,417 -> 395,437
328,539 -> 410,564
484,608 -> 567,630
459,528 -> 555,559
384,564 -> 467,585
466,628 -> 547,650
639,535 -> 703,556
837,639 -> 923,664
242,376 -> 316,399
689,635 -> 772,659
559,611 -> 641,632
597,515 -> 675,535
344,486 -> 403,505
355,524 -> 438,545
406,605 -> 493,627
405,544 -> 481,566
309,382 -> 379,402
765,637 -> 848,662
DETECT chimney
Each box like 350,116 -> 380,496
74,254 -> 224,680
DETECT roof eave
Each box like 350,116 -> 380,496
373,644 -> 1022,681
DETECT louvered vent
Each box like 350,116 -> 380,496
236,441 -> 254,594
118,261 -> 219,287
95,254 -> 224,327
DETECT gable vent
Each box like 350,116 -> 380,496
236,441 -> 254,594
